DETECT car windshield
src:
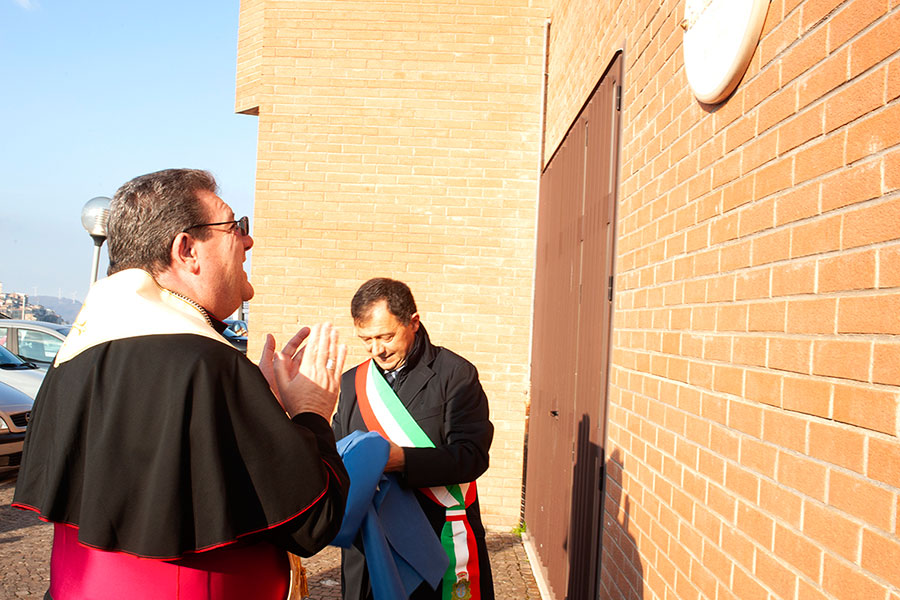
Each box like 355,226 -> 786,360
0,343 -> 27,366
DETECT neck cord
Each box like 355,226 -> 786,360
165,290 -> 214,328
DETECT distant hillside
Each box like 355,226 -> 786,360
33,296 -> 83,324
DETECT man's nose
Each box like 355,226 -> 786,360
372,340 -> 384,356
243,233 -> 254,250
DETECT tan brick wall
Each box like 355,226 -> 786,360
542,0 -> 900,598
236,0 -> 549,529
235,0 -> 265,115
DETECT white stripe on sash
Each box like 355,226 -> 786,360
365,370 -> 415,446
450,521 -> 470,579
428,486 -> 459,508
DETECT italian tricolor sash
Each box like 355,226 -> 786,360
355,359 -> 481,600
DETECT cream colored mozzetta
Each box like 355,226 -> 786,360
682,0 -> 770,103
57,269 -> 231,366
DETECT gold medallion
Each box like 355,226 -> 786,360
452,575 -> 471,600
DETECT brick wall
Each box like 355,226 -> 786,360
541,0 -> 900,598
235,0 -> 264,115
235,0 -> 549,529
237,0 -> 900,593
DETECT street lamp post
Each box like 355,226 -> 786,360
81,197 -> 112,286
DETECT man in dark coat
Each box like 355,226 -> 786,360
14,168 -> 349,599
333,277 -> 495,600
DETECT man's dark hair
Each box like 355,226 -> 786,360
106,169 -> 217,276
351,278 -> 418,325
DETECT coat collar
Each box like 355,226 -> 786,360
394,325 -> 437,406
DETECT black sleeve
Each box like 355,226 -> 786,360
198,350 -> 349,557
401,360 -> 493,488
332,369 -> 355,441
266,413 -> 350,556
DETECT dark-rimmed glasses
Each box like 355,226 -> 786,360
183,216 -> 249,237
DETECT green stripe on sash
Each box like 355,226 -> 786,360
369,361 -> 434,449
440,521 -> 456,600
447,484 -> 464,507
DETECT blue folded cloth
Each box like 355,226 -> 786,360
332,431 -> 448,599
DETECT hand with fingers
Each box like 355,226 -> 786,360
259,327 -> 310,406
260,323 -> 348,420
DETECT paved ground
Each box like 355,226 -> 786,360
0,472 -> 541,599
0,472 -> 51,599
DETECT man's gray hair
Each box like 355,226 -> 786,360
107,169 -> 217,276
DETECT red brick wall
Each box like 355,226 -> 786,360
236,0 -> 549,529
541,0 -> 900,598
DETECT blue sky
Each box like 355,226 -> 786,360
0,0 -> 258,303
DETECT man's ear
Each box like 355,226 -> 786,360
410,312 -> 420,332
170,232 -> 201,274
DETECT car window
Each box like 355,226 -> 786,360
0,327 -> 7,349
0,343 -> 26,365
17,329 -> 63,363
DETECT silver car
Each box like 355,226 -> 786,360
0,344 -> 45,398
0,319 -> 69,369
0,380 -> 31,473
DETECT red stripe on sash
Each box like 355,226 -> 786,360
465,481 -> 477,505
354,360 -> 389,439
421,487 -> 442,505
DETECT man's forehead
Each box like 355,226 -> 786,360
354,310 -> 401,335
197,189 -> 233,218
354,319 -> 396,337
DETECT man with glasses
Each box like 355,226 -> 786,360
14,168 -> 350,599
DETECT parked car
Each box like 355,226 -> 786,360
0,320 -> 69,369
225,319 -> 248,336
0,380 -> 32,473
224,319 -> 248,354
0,344 -> 45,398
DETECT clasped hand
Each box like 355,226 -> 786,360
259,323 -> 348,420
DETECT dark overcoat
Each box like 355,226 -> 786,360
332,325 -> 495,600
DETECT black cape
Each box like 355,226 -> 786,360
13,269 -> 348,559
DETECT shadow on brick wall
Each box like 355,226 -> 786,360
598,448 -> 643,600
561,415 -> 644,599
